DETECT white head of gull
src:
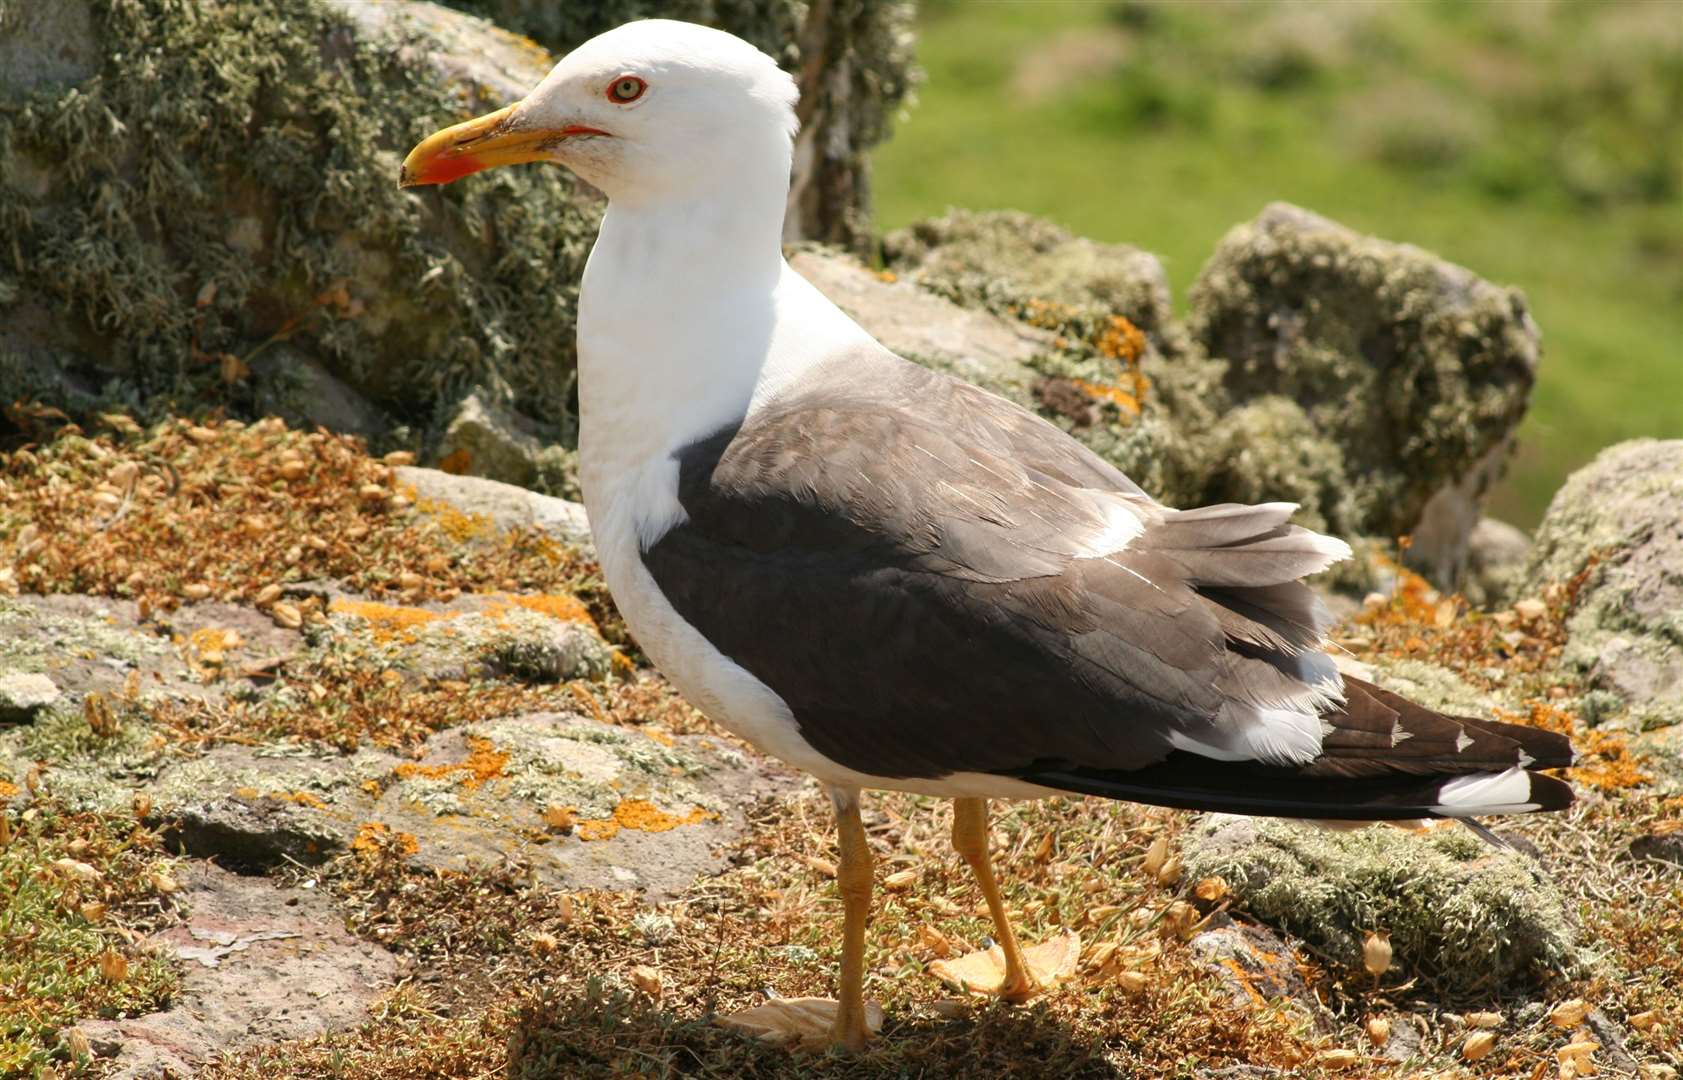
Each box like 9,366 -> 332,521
402,19 -> 1575,1052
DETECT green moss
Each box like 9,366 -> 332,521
1182,814 -> 1582,998
0,0 -> 597,449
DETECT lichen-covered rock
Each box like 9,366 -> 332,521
435,391 -> 554,491
882,209 -> 1175,338
1188,202 -> 1538,549
28,711 -> 792,897
397,465 -> 593,553
790,249 -> 1053,404
1525,439 -> 1683,736
1462,516 -> 1533,608
1181,815 -> 1579,997
0,0 -> 590,459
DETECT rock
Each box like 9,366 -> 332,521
1180,814 -> 1579,996
0,0 -> 99,95
791,249 -> 1052,404
323,590 -> 613,683
1525,439 -> 1683,735
1187,919 -> 1330,1030
1463,516 -> 1533,607
1629,828 -> 1683,867
882,209 -> 1175,338
1189,201 -> 1538,547
0,672 -> 60,723
250,347 -> 390,440
434,391 -> 552,490
78,863 -> 399,1079
51,712 -> 792,898
396,465 -> 592,554
0,594 -> 240,706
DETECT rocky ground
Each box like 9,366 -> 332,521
1,404 -> 1678,1079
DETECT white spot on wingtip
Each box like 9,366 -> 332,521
1454,728 -> 1474,753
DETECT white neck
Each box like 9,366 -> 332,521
573,170 -> 873,547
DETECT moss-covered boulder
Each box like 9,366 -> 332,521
1181,815 -> 1580,998
1189,202 -> 1538,549
0,0 -> 590,460
882,208 -> 1176,339
1525,440 -> 1683,737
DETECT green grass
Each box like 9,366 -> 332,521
871,0 -> 1683,527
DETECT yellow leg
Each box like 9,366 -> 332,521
952,797 -> 1037,1001
830,786 -> 875,1052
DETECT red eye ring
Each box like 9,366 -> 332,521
607,75 -> 647,103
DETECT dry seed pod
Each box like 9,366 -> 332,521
1155,855 -> 1183,886
1141,834 -> 1169,878
99,949 -> 129,983
1085,941 -> 1119,972
64,1027 -> 91,1060
530,932 -> 559,955
383,450 -> 417,466
151,870 -> 179,895
1362,931 -> 1393,977
1551,999 -> 1590,1028
253,584 -> 283,607
1628,1010 -> 1657,1031
1193,876 -> 1227,903
1462,1030 -> 1497,1061
882,869 -> 918,891
628,965 -> 663,997
80,901 -> 106,924
358,484 -> 388,504
1466,1011 -> 1502,1029
1318,1049 -> 1359,1070
186,426 -> 218,444
1366,1017 -> 1390,1047
917,924 -> 953,959
398,571 -> 424,591
182,583 -> 211,601
1116,970 -> 1148,994
279,460 -> 307,482
0,814 -> 12,847
270,602 -> 303,630
1557,1041 -> 1598,1068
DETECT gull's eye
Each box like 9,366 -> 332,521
607,76 -> 647,103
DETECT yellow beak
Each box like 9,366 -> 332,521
399,103 -> 608,188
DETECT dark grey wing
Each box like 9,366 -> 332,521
641,351 -> 1347,781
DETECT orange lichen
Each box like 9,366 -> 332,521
352,821 -> 418,857
1095,314 -> 1147,365
328,598 -> 447,643
273,790 -> 328,809
413,496 -> 496,543
575,799 -> 714,843
392,736 -> 510,792
0,780 -> 16,798
484,591 -> 596,629
1071,379 -> 1142,417
1500,702 -> 1648,792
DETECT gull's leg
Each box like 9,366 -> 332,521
714,784 -> 881,1050
951,796 -> 1038,1001
830,784 -> 875,1051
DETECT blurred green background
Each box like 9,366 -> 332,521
871,0 -> 1683,527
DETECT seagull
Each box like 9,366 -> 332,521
401,19 -> 1574,1052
